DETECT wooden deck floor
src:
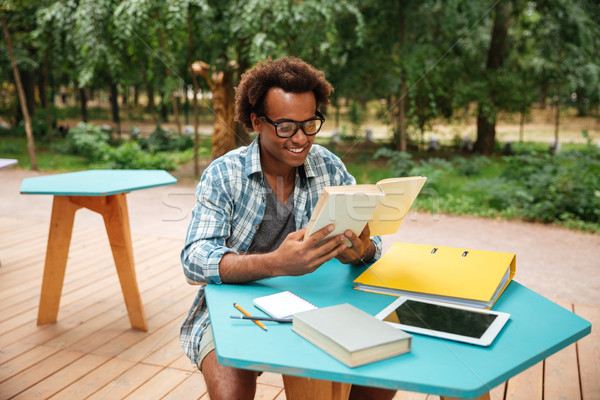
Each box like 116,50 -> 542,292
0,216 -> 598,400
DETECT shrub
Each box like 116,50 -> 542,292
373,148 -> 415,176
107,141 -> 177,170
138,125 -> 193,152
64,122 -> 111,161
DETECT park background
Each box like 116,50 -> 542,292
1,0 -> 599,233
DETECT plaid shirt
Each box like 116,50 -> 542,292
179,138 -> 382,365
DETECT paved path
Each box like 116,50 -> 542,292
2,168 -> 598,307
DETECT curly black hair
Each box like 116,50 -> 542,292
234,57 -> 333,132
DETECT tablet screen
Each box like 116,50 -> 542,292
382,299 -> 498,339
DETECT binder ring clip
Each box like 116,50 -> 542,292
430,248 -> 438,255
462,251 -> 469,258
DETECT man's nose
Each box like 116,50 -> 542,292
291,126 -> 308,142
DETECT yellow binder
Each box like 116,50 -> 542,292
353,242 -> 516,309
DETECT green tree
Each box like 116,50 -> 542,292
1,2 -> 40,169
186,0 -> 367,158
532,0 -> 600,148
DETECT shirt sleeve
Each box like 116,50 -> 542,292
180,168 -> 238,285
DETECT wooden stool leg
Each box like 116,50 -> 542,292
38,196 -> 79,325
441,392 -> 491,400
102,193 -> 148,331
282,375 -> 352,400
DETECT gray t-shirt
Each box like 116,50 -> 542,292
247,176 -> 296,254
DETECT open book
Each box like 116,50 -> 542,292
304,176 -> 426,242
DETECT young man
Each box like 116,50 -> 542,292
180,57 -> 395,400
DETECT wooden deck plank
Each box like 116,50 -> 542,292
123,367 -> 192,399
161,372 -> 207,400
0,345 -> 60,383
168,354 -> 198,372
85,362 -> 162,400
115,312 -> 185,363
391,389 -> 430,399
11,353 -> 109,399
504,361 -> 543,400
0,349 -> 84,399
0,341 -> 36,366
92,297 -> 190,359
575,303 -> 600,400
48,357 -> 136,400
66,272 -> 193,354
0,241 -> 184,349
544,302 -> 581,400
42,256 -> 188,351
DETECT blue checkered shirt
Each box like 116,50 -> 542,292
179,139 -> 382,365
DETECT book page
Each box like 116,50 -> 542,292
304,190 -> 384,242
369,177 -> 427,236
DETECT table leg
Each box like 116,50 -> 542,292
441,392 -> 490,400
52,194 -> 148,332
37,196 -> 81,325
100,194 -> 148,331
282,375 -> 352,400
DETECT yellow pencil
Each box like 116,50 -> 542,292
233,302 -> 268,331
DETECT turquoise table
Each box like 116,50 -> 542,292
21,170 -> 176,331
205,259 -> 591,400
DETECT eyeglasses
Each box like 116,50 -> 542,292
259,111 -> 325,138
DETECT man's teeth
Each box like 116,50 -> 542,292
288,148 -> 303,153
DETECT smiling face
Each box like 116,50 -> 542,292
251,88 -> 318,177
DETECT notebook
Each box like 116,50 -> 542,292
253,291 -> 317,319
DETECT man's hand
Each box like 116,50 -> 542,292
336,224 -> 374,265
272,224 -> 348,276
220,224 -> 347,283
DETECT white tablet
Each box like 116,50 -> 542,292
375,297 -> 510,346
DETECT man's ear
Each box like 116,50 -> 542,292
250,113 -> 262,134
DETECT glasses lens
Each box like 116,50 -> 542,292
303,119 -> 321,135
276,122 -> 298,137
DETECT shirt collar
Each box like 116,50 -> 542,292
244,137 -> 317,180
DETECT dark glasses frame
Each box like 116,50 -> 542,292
259,110 -> 325,138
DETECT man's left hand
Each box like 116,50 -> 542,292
336,225 -> 373,265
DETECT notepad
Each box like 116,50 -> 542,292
253,291 -> 317,319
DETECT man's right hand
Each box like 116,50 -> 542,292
219,224 -> 346,283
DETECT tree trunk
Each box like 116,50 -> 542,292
398,79 -> 407,152
191,74 -> 200,177
21,69 -> 37,118
108,77 -> 121,134
133,85 -> 139,105
192,61 -> 237,158
395,0 -> 407,152
1,16 -> 37,170
158,28 -> 182,134
79,87 -> 88,122
210,70 -> 236,158
170,92 -> 182,133
234,43 -> 251,147
474,1 -> 512,155
42,51 -> 54,145
554,94 -> 560,148
519,103 -> 525,143
187,8 -> 200,177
